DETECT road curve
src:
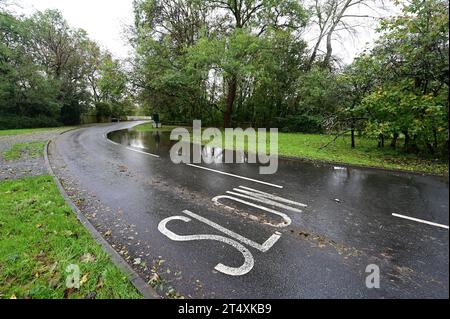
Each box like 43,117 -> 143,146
48,122 -> 449,298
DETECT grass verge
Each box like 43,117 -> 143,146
133,124 -> 184,133
0,127 -> 72,137
275,133 -> 448,176
134,123 -> 448,175
0,176 -> 142,299
2,142 -> 47,161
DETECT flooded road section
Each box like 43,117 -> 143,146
50,122 -> 448,298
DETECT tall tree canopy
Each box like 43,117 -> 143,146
0,0 -> 448,156
0,8 -> 133,128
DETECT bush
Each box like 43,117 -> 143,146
273,115 -> 323,133
0,114 -> 62,130
60,102 -> 83,126
95,102 -> 112,119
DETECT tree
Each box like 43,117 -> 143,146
0,7 -> 123,128
0,10 -> 62,123
307,0 -> 384,70
355,0 -> 449,154
206,0 -> 307,127
24,10 -> 95,124
337,54 -> 379,148
98,55 -> 128,104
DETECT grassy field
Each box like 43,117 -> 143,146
275,133 -> 448,175
0,127 -> 71,137
0,176 -> 142,299
135,124 -> 448,175
2,142 -> 47,161
133,124 -> 181,133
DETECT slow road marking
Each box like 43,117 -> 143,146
158,214 -> 255,276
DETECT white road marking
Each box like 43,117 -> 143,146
126,147 -> 160,158
106,138 -> 120,146
237,186 -> 308,208
186,164 -> 283,189
227,191 -> 304,214
158,215 -> 254,276
183,210 -> 282,251
392,213 -> 449,230
213,195 -> 292,228
103,133 -> 120,146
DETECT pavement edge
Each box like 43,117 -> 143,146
44,137 -> 160,299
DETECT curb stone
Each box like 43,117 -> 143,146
44,138 -> 160,299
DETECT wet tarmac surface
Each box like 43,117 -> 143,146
50,122 -> 449,298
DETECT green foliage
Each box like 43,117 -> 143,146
0,114 -> 62,130
0,8 -> 135,129
131,0 -> 309,126
129,0 -> 448,158
1,0 -> 448,159
349,0 -> 449,155
274,115 -> 324,133
95,102 -> 112,120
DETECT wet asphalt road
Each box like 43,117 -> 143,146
50,122 -> 449,299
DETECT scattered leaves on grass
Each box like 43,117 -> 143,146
64,288 -> 77,299
80,274 -> 89,286
80,253 -> 96,263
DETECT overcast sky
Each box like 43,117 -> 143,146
16,0 -> 135,59
14,0 -> 397,63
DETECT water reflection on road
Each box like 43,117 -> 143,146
108,129 -> 248,163
107,127 -> 449,228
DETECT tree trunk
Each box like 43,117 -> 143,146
404,131 -> 410,151
351,120 -> 356,148
404,132 -> 418,153
391,133 -> 399,149
378,134 -> 385,148
224,76 -> 237,128
433,129 -> 438,149
323,30 -> 334,70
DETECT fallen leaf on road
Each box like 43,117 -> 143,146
133,258 -> 142,265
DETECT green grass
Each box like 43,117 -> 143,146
0,127 -> 70,137
133,124 -> 187,133
2,142 -> 47,161
134,124 -> 448,175
275,133 -> 448,176
0,176 -> 142,299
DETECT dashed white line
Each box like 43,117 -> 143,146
186,164 -> 284,189
126,147 -> 160,158
106,138 -> 120,146
392,213 -> 449,230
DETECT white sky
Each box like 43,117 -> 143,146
16,0 -> 135,59
12,0 -> 399,63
